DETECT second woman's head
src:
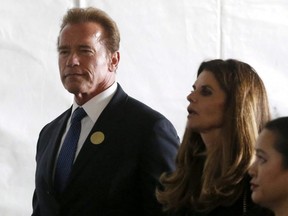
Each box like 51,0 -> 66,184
249,117 -> 288,214
187,59 -> 270,146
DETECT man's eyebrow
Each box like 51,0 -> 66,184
79,45 -> 92,49
57,45 -> 69,51
58,45 -> 93,50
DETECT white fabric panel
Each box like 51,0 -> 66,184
1,0 -> 288,215
1,0 -> 73,215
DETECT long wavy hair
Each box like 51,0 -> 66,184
157,59 -> 271,213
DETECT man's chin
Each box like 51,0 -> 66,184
65,86 -> 83,95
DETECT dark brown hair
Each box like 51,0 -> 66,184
157,59 -> 271,213
59,7 -> 120,54
265,117 -> 288,168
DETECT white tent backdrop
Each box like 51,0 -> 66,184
1,0 -> 288,215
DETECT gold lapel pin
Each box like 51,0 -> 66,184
90,131 -> 105,145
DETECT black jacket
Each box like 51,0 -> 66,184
168,176 -> 274,216
32,84 -> 179,216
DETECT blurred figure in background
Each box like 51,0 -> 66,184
249,116 -> 288,216
157,59 -> 273,216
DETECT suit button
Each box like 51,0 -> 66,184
46,190 -> 50,195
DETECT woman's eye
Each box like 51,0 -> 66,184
256,154 -> 267,164
200,87 -> 212,96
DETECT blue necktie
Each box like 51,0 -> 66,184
54,107 -> 87,193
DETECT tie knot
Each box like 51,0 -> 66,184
71,107 -> 87,123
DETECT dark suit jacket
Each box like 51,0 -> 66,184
32,84 -> 179,216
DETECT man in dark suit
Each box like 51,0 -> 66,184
32,7 -> 179,216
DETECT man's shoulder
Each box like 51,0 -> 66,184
125,95 -> 166,120
115,84 -> 166,119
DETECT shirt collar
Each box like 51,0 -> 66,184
72,82 -> 117,123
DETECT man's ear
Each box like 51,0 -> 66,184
108,51 -> 120,72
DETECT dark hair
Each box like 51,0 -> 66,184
265,117 -> 288,168
59,7 -> 120,54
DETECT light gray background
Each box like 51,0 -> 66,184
1,0 -> 288,215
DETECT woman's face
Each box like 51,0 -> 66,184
249,129 -> 288,211
186,70 -> 226,133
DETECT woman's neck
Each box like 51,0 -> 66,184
200,128 -> 222,150
274,203 -> 288,216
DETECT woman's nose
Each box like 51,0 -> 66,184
187,91 -> 197,103
248,162 -> 257,177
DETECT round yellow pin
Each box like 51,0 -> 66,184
90,131 -> 105,145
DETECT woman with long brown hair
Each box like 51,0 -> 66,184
157,59 -> 273,216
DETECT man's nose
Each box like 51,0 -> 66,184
66,53 -> 80,67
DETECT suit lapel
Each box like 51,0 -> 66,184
43,109 -> 72,191
68,84 -> 128,183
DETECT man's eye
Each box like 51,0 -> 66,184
59,50 -> 69,55
80,49 -> 93,54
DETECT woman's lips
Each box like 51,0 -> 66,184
187,108 -> 198,116
250,182 -> 259,191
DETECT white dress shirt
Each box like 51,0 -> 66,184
57,82 -> 117,161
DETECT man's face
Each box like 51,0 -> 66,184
58,22 -> 118,103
